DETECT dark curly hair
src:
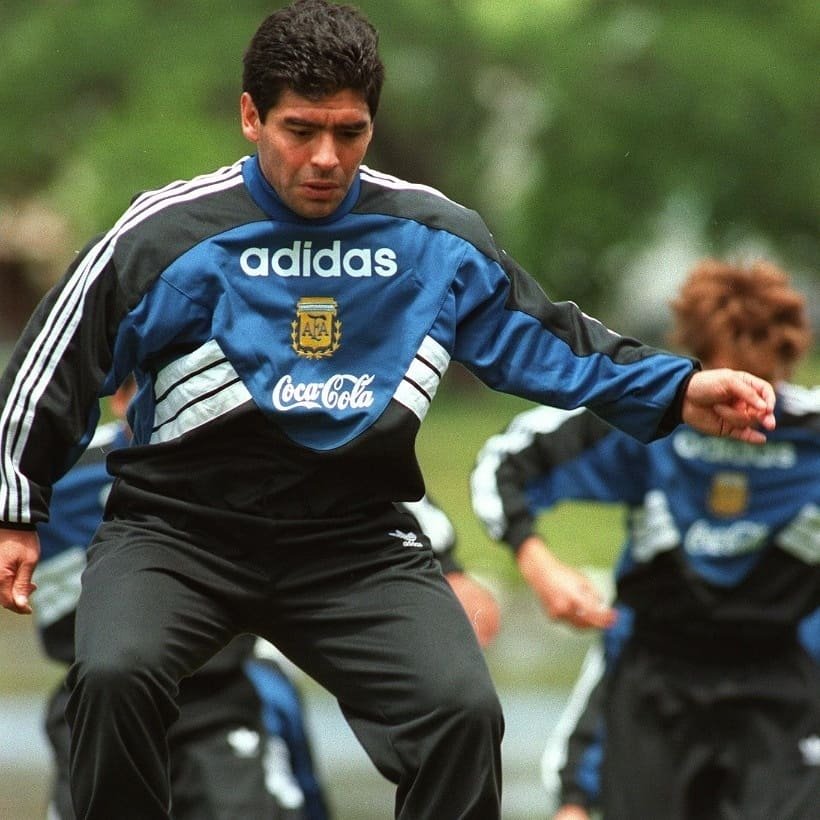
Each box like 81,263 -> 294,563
242,0 -> 385,122
668,258 -> 812,382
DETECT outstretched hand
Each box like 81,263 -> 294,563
0,528 -> 40,614
516,536 -> 616,630
682,369 -> 776,444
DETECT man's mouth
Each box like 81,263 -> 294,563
302,180 -> 339,197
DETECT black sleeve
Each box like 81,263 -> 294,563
471,407 -> 615,552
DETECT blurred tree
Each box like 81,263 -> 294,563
0,0 -> 816,318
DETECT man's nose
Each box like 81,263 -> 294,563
311,133 -> 340,170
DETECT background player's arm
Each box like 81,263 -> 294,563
400,495 -> 502,647
517,536 -> 615,630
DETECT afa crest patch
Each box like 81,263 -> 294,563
708,471 -> 749,517
291,297 -> 341,359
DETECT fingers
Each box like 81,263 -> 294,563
2,567 -> 36,614
713,397 -> 775,429
12,573 -> 36,615
1,575 -> 35,614
0,532 -> 40,615
685,370 -> 777,436
549,585 -> 617,629
712,402 -> 774,443
728,370 -> 775,414
684,370 -> 777,444
720,423 -> 768,444
569,600 -> 617,629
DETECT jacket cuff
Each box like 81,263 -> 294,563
505,520 -> 537,553
0,521 -> 37,531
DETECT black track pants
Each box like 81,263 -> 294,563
67,509 -> 504,819
602,642 -> 820,820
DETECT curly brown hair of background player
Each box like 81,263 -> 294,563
668,258 -> 813,384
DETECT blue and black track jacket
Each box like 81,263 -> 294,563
471,386 -> 820,648
0,156 -> 695,530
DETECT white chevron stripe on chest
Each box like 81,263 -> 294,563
151,339 -> 252,444
391,335 -> 451,421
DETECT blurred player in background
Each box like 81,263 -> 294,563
544,605 -> 820,820
471,258 -> 819,819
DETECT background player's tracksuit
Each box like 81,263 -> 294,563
544,606 -> 820,817
472,390 -> 819,819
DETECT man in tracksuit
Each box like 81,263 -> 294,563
0,2 -> 776,818
33,380 -> 490,819
471,259 -> 818,819
33,380 -> 491,820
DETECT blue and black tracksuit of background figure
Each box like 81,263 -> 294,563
0,154 -> 698,820
544,605 -> 820,817
33,419 -> 329,820
471,392 -> 820,820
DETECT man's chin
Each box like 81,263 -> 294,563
291,197 -> 341,220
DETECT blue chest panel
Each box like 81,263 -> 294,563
126,213 -> 460,450
626,425 -> 820,585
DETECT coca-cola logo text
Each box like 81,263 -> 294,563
272,373 -> 375,412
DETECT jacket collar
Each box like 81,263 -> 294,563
242,154 -> 361,224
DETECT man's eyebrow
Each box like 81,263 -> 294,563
282,115 -> 370,130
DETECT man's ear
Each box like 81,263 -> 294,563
240,92 -> 260,143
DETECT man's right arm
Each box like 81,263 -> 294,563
0,234 -> 120,530
0,528 -> 40,614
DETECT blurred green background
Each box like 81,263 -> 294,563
1,0 -> 817,330
0,1 -> 817,817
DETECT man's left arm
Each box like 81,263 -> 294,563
449,246 -> 775,444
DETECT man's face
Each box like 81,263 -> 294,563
241,88 -> 374,219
